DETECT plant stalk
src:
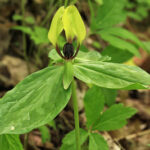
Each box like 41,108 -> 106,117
65,0 -> 69,8
72,79 -> 81,150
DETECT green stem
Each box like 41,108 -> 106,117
64,0 -> 69,8
72,79 -> 81,150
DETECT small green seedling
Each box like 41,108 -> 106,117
60,85 -> 137,150
0,4 -> 150,150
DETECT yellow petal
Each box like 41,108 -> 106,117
62,5 -> 86,44
48,6 -> 65,46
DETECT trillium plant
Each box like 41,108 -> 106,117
0,4 -> 150,150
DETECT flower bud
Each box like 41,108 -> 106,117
48,5 -> 86,59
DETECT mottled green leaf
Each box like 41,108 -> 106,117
74,61 -> 150,89
75,51 -> 102,62
0,66 -> 71,134
48,49 -> 109,64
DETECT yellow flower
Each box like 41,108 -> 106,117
48,5 -> 86,59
